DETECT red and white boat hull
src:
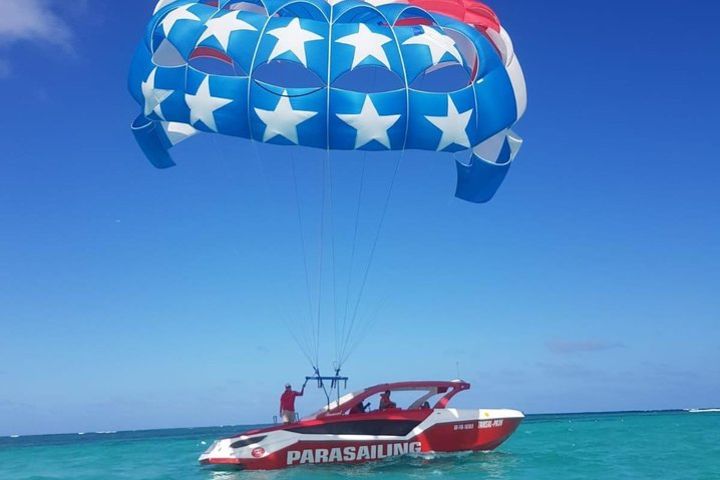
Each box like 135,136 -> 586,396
199,408 -> 523,470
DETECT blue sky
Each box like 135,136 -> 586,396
1,0 -> 719,436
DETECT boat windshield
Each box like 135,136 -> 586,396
303,382 -> 468,419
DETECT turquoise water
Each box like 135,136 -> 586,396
1,411 -> 719,479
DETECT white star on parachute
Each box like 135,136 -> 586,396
267,18 -> 323,67
185,77 -> 233,132
160,4 -> 200,37
161,121 -> 198,146
337,96 -> 400,149
424,96 -> 473,151
336,24 -> 392,70
197,11 -> 256,50
141,68 -> 173,119
254,91 -> 317,144
402,26 -> 462,65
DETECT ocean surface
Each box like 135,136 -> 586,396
1,411 -> 718,480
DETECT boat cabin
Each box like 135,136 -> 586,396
305,380 -> 471,419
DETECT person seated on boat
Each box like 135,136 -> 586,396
279,381 -> 306,424
419,401 -> 431,410
379,390 -> 397,410
349,401 -> 369,414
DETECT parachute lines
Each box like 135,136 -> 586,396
291,153 -> 320,369
338,152 -> 366,367
337,151 -> 403,368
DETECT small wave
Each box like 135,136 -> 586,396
10,435 -> 20,438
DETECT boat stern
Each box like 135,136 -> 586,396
416,407 -> 524,453
475,408 -> 524,449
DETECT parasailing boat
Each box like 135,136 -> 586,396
199,378 -> 523,469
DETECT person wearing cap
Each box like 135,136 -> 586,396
279,381 -> 306,423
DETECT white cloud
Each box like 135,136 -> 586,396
0,0 -> 75,75
0,0 -> 73,45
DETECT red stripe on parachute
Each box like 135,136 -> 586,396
406,0 -> 501,32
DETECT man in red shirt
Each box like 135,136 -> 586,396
279,381 -> 306,424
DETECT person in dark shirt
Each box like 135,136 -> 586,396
379,390 -> 397,410
349,400 -> 369,414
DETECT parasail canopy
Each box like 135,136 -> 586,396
129,0 -> 526,203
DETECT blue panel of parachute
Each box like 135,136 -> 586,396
129,0 -> 525,202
